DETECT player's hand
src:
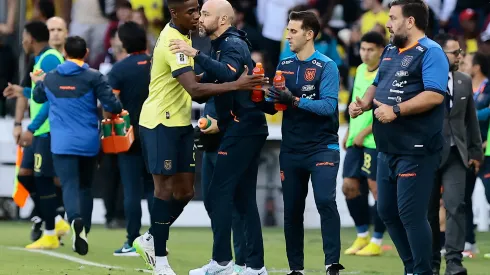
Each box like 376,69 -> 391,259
201,115 -> 219,134
30,71 -> 46,83
353,134 -> 365,148
3,82 -> 24,99
235,66 -> 269,90
349,96 -> 365,118
169,39 -> 198,57
469,159 -> 481,174
373,99 -> 397,123
19,131 -> 34,147
267,86 -> 296,106
13,125 -> 22,144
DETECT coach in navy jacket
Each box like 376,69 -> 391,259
31,36 -> 122,256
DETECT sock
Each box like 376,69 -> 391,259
346,194 -> 370,235
55,186 -> 64,209
36,177 -> 58,231
370,236 -> 382,246
440,231 -> 446,249
19,175 -> 42,219
218,261 -> 230,266
44,229 -> 55,236
168,197 -> 189,225
152,197 -> 171,257
55,215 -> 62,224
155,256 -> 169,269
372,231 -> 384,240
355,225 -> 369,236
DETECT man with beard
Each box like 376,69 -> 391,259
169,0 -> 269,274
428,33 -> 482,275
349,0 -> 449,274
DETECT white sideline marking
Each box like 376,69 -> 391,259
7,246 -> 151,273
7,247 -> 361,274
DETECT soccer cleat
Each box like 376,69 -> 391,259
344,236 -> 369,255
55,218 -> 70,238
114,242 -> 139,256
355,242 -> 382,256
326,264 -> 345,275
25,234 -> 60,249
133,232 -> 156,269
71,218 -> 88,255
154,264 -> 176,275
287,272 -> 304,275
30,216 -> 43,241
232,264 -> 246,275
189,260 -> 234,275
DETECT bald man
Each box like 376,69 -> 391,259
170,1 -> 271,275
47,17 -> 68,54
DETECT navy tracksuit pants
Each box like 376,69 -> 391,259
201,150 -> 247,266
53,154 -> 97,233
377,152 -> 440,275
204,135 -> 266,269
117,153 -> 154,246
280,149 -> 341,270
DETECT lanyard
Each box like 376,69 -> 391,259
474,78 -> 488,101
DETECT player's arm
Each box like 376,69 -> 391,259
398,48 -> 447,116
296,61 -> 339,116
466,87 -> 483,161
107,65 -> 122,101
27,102 -> 49,133
193,45 -> 243,83
93,73 -> 123,114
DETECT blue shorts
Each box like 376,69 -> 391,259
342,146 -> 377,181
21,145 -> 35,170
33,135 -> 56,177
140,124 -> 195,175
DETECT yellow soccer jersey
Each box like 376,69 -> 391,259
139,23 -> 194,129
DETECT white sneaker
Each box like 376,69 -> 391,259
232,264 -> 246,275
462,242 -> 479,258
133,232 -> 155,269
189,260 -> 234,275
154,264 -> 176,275
242,267 -> 268,275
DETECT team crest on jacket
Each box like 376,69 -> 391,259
401,55 -> 413,68
164,160 -> 172,170
304,68 -> 316,81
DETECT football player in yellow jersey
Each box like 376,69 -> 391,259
132,1 -> 267,274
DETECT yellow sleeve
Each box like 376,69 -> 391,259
160,32 -> 193,78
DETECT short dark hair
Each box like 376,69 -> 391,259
39,0 -> 55,19
361,31 -> 386,48
433,33 -> 458,49
64,36 -> 87,59
289,11 -> 321,38
473,52 -> 490,77
24,21 -> 50,43
118,21 -> 147,53
388,0 -> 429,31
117,0 -> 132,9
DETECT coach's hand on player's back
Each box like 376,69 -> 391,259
234,66 -> 269,90
169,39 -> 198,57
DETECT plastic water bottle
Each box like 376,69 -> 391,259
198,117 -> 212,130
273,71 -> 287,111
251,63 -> 265,102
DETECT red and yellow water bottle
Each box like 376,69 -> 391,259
273,71 -> 287,111
251,63 -> 265,102
198,117 -> 212,130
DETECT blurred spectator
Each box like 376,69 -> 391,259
457,9 -> 480,54
424,0 -> 457,32
0,0 -> 15,36
131,7 -> 157,52
104,1 -> 133,54
0,0 -> 16,117
32,0 -> 56,22
481,27 -> 490,55
129,0 -> 164,39
233,1 -> 264,52
99,28 -> 126,75
359,0 -> 389,40
64,0 -> 116,68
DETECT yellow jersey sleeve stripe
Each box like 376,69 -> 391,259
171,66 -> 193,78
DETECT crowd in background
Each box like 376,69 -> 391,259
0,0 -> 490,225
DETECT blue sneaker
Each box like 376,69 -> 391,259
113,242 -> 138,256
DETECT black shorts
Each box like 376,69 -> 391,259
140,124 -> 195,175
33,135 -> 56,177
20,145 -> 35,170
342,146 -> 377,181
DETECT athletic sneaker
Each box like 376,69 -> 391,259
355,242 -> 382,256
189,260 -> 234,275
30,216 -> 43,241
114,242 -> 139,256
25,234 -> 59,249
55,216 -> 70,237
154,263 -> 176,275
133,232 -> 155,269
287,271 -> 304,275
326,264 -> 345,275
232,264 -> 246,275
462,242 -> 478,258
344,236 -> 369,255
241,267 -> 267,275
71,218 -> 88,255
